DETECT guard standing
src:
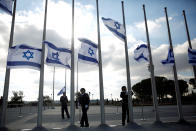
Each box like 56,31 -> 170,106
78,88 -> 90,127
120,86 -> 130,126
60,92 -> 70,119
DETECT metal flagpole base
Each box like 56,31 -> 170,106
32,126 -> 48,131
177,119 -> 189,125
152,120 -> 164,127
96,124 -> 111,130
67,125 -> 79,130
126,121 -> 142,129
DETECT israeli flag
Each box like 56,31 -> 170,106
44,41 -> 71,69
161,48 -> 174,65
78,38 -> 98,64
102,17 -> 125,41
57,86 -> 65,96
0,0 -> 14,15
134,44 -> 149,62
7,44 -> 42,70
188,48 -> 196,65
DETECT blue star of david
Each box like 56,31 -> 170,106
52,52 -> 59,60
88,48 -> 94,56
23,50 -> 34,60
114,22 -> 120,29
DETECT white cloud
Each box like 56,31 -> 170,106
0,0 -> 194,101
135,16 -> 173,33
136,20 -> 160,32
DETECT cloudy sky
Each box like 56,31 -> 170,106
0,0 -> 196,101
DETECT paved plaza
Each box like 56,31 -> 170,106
2,105 -> 196,130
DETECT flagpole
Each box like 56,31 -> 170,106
0,0 -> 17,128
121,1 -> 134,123
165,7 -> 184,122
96,0 -> 106,125
37,0 -> 48,128
70,0 -> 75,125
183,10 -> 196,84
52,66 -> 55,109
65,69 -> 66,96
77,56 -> 81,121
77,58 -> 79,96
143,4 -> 160,123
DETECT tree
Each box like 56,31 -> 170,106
132,76 -> 169,103
9,91 -> 24,107
155,77 -> 168,102
189,78 -> 196,89
132,78 -> 152,103
43,95 -> 52,106
132,77 -> 189,104
165,80 -> 175,98
167,80 -> 188,99
178,80 -> 188,96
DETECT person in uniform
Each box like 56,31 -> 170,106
78,88 -> 90,127
60,92 -> 70,119
120,86 -> 130,126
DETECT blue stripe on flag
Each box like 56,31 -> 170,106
78,38 -> 97,48
7,61 -> 41,69
188,48 -> 196,65
189,59 -> 196,64
134,44 -> 149,62
10,44 -> 42,51
46,58 -> 71,69
44,41 -> 72,53
161,48 -> 174,65
188,48 -> 196,55
0,1 -> 12,15
78,54 -> 98,64
135,44 -> 148,50
102,17 -> 112,21
134,54 -> 148,62
104,25 -> 126,41
161,59 -> 175,64
102,17 -> 126,41
57,87 -> 65,96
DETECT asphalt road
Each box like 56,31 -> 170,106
3,105 -> 196,130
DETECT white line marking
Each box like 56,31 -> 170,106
109,125 -> 117,127
21,129 -> 32,131
52,128 -> 62,130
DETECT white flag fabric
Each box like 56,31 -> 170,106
102,17 -> 125,41
78,38 -> 98,64
0,0 -> 13,15
44,41 -> 71,69
161,48 -> 174,65
188,47 -> 196,65
7,44 -> 42,70
57,86 -> 65,96
134,44 -> 149,62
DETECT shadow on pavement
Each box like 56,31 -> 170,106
32,126 -> 49,131
0,127 -> 12,131
2,122 -> 196,131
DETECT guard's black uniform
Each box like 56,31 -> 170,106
78,93 -> 90,127
60,95 -> 70,119
120,91 -> 130,125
